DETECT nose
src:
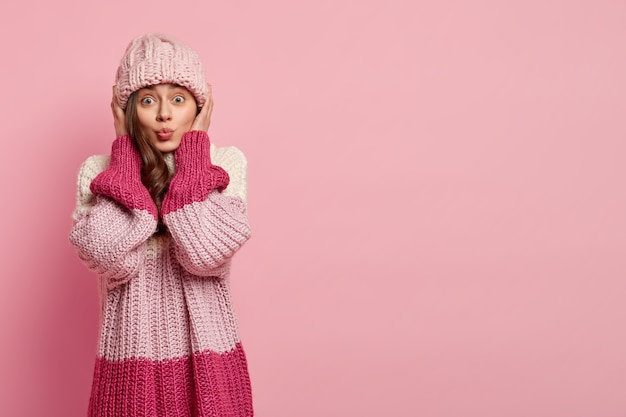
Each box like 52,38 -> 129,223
156,103 -> 172,122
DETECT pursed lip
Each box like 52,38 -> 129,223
157,128 -> 173,141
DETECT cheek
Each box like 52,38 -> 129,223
179,109 -> 197,130
135,110 -> 153,130
186,107 -> 198,124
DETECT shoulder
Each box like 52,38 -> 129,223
72,154 -> 110,218
75,155 -> 110,200
210,144 -> 248,203
77,154 -> 110,185
210,144 -> 247,173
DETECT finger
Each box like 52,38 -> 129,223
110,87 -> 124,114
204,90 -> 213,115
111,100 -> 123,118
206,83 -> 213,104
111,87 -> 119,110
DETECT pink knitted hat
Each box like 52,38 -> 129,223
115,33 -> 208,109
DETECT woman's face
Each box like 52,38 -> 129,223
135,84 -> 198,153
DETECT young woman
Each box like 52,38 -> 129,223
69,33 -> 253,416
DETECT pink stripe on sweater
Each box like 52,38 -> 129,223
88,344 -> 253,417
98,261 -> 243,361
164,193 -> 250,276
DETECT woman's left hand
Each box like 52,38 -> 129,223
191,84 -> 214,132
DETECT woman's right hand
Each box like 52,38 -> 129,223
111,86 -> 127,137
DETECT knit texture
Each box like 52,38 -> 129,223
162,131 -> 230,216
89,135 -> 158,219
115,33 -> 208,109
70,142 -> 252,416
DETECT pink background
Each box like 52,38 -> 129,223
2,1 -> 625,416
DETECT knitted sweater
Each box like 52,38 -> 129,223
69,131 -> 253,417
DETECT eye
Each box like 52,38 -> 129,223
173,95 -> 185,103
141,97 -> 155,105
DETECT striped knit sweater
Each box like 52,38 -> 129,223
69,131 -> 253,417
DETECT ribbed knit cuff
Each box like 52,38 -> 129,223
90,135 -> 158,218
108,135 -> 144,179
161,131 -> 230,215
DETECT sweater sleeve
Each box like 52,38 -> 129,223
69,154 -> 158,289
162,132 -> 251,277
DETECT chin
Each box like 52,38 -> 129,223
154,141 -> 181,153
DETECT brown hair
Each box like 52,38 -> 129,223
125,92 -> 172,230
